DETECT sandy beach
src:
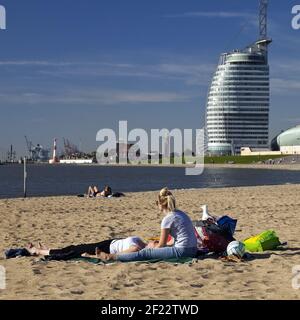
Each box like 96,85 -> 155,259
0,184 -> 300,300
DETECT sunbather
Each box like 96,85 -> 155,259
102,185 -> 112,197
87,185 -> 112,198
25,236 -> 147,261
87,185 -> 100,197
96,187 -> 198,262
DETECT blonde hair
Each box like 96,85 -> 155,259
158,187 -> 176,212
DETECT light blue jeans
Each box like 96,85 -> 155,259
116,246 -> 198,262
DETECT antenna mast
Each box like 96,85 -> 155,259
259,0 -> 268,40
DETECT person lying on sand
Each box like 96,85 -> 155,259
87,185 -> 112,198
26,236 -> 147,261
95,187 -> 198,262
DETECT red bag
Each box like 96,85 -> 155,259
194,223 -> 230,253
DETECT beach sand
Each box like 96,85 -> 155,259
0,184 -> 300,300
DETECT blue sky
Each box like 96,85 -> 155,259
0,0 -> 299,158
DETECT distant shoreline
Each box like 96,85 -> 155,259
1,162 -> 300,171
97,163 -> 300,171
1,181 -> 300,201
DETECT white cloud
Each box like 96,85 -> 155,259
284,118 -> 300,123
0,57 -> 212,107
272,60 -> 300,73
0,59 -> 215,87
165,11 -> 256,20
156,63 -> 215,86
0,60 -> 73,66
270,59 -> 300,94
0,89 -> 196,105
271,78 -> 300,93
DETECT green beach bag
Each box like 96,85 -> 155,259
243,230 -> 281,252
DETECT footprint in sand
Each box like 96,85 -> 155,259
32,269 -> 42,275
123,283 -> 135,288
70,289 -> 84,295
190,284 -> 204,288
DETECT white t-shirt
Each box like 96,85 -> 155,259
109,236 -> 144,254
161,210 -> 197,248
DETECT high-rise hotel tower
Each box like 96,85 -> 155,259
206,0 -> 272,155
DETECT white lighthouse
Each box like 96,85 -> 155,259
49,138 -> 60,164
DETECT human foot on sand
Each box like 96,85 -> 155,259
37,242 -> 49,250
26,243 -> 50,256
26,243 -> 39,256
81,252 -> 98,258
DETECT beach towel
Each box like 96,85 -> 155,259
111,192 -> 125,198
77,192 -> 125,198
72,257 -> 195,265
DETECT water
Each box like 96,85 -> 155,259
0,164 -> 299,199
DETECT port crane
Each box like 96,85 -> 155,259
24,136 -> 33,159
24,136 -> 50,162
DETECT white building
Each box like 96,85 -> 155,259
206,1 -> 272,155
206,41 -> 271,155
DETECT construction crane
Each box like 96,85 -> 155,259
24,136 -> 50,162
63,138 -> 80,158
24,136 -> 33,159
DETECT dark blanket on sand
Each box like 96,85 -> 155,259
77,192 -> 125,198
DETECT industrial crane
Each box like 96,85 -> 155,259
24,136 -> 50,162
24,136 -> 33,159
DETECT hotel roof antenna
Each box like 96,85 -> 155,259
259,0 -> 268,40
256,0 -> 272,56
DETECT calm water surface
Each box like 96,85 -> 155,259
0,164 -> 299,199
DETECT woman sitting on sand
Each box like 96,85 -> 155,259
96,187 -> 198,262
26,236 -> 146,261
87,185 -> 112,198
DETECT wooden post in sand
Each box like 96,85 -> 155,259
23,157 -> 27,198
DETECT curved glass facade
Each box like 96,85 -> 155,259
206,43 -> 270,155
